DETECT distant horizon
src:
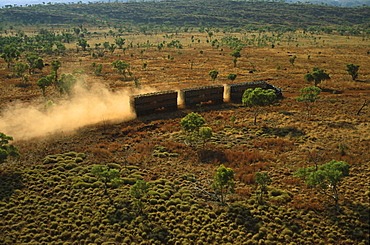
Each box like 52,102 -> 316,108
0,0 -> 368,8
0,0 -> 102,7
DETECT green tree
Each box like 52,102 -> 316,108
304,67 -> 330,86
211,164 -> 235,204
73,27 -> 81,36
0,133 -> 20,164
294,160 -> 350,211
130,180 -> 149,213
94,64 -> 103,76
296,86 -> 321,117
345,63 -> 360,81
289,55 -> 297,66
34,57 -> 44,72
77,38 -> 89,51
199,126 -> 212,148
36,76 -> 53,97
207,31 -> 214,41
1,44 -> 21,68
58,74 -> 77,96
209,70 -> 219,82
227,73 -> 237,82
180,112 -> 206,146
12,62 -> 29,77
115,37 -> 126,49
103,41 -> 110,50
54,42 -> 66,54
242,88 -> 277,125
108,44 -> 116,53
111,60 -> 130,77
230,49 -> 241,67
180,112 -> 205,134
91,165 -> 123,195
51,59 -> 62,85
255,172 -> 272,204
26,53 -> 44,74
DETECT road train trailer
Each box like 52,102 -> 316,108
130,81 -> 282,116
226,80 -> 282,103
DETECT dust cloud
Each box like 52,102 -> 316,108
0,83 -> 156,140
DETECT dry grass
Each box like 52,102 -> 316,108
0,28 -> 369,244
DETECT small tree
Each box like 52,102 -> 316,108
289,55 -> 297,66
207,31 -> 214,41
115,37 -> 126,49
1,44 -> 21,68
36,76 -> 53,97
77,38 -> 89,51
94,64 -> 103,76
112,60 -> 130,77
51,59 -> 62,85
130,180 -> 149,213
27,53 -> 44,74
180,112 -> 206,146
211,164 -> 235,204
255,172 -> 272,204
345,63 -> 360,81
34,57 -> 45,72
209,70 -> 219,82
198,126 -> 212,148
0,133 -> 20,164
58,73 -> 77,96
227,73 -> 237,82
12,62 -> 29,77
108,44 -> 116,54
91,165 -> 123,196
304,67 -> 330,86
242,88 -> 277,125
294,160 -> 350,212
103,41 -> 110,50
296,86 -> 321,117
230,49 -> 241,67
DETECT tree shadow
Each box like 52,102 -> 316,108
198,148 -> 228,164
327,200 -> 370,242
0,170 -> 24,201
227,202 -> 261,233
355,80 -> 370,84
260,126 -> 305,138
320,88 -> 343,94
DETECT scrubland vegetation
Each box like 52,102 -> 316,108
0,0 -> 369,244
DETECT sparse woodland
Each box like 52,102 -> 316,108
0,0 -> 369,244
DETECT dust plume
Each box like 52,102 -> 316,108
0,83 -> 156,140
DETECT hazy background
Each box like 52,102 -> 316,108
0,0 -> 369,8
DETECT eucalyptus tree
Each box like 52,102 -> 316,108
1,44 -> 21,68
345,63 -> 360,81
242,88 -> 277,125
212,164 -> 235,204
296,86 -> 321,117
12,62 -> 29,77
304,67 -> 330,86
0,132 -> 20,164
209,70 -> 219,82
115,37 -> 125,49
294,160 -> 350,212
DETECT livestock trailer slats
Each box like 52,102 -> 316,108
130,90 -> 178,116
134,99 -> 177,110
228,81 -> 268,103
181,85 -> 224,106
184,94 -> 223,103
130,81 -> 282,117
131,90 -> 177,105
